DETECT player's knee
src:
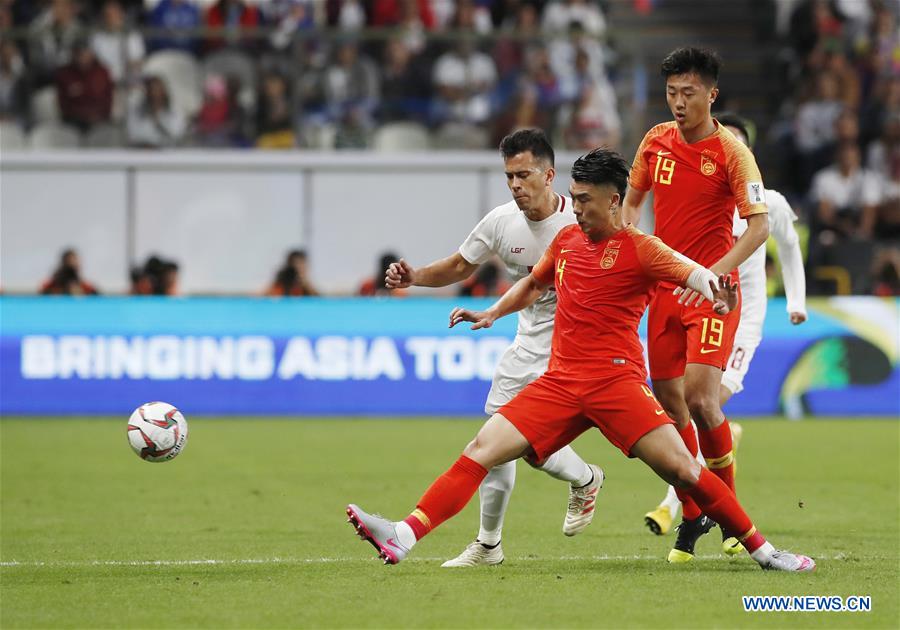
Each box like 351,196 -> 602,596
670,455 -> 702,489
685,390 -> 719,425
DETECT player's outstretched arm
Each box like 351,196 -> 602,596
385,253 -> 479,289
711,212 -> 769,276
770,209 -> 808,325
449,274 -> 550,330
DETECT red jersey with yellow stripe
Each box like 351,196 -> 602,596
629,120 -> 767,283
531,224 -> 698,379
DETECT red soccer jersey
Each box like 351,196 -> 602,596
628,121 -> 767,281
531,224 -> 698,379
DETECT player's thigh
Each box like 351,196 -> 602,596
721,333 -> 761,398
484,343 -> 549,415
498,373 -> 591,463
465,413 -> 534,469
629,423 -> 700,487
647,289 -> 688,381
582,376 -> 676,458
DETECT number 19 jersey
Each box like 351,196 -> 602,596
628,121 -> 768,284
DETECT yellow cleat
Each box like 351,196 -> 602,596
667,548 -> 694,563
722,535 -> 743,556
644,505 -> 674,536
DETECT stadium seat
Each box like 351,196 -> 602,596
372,122 -> 430,151
31,86 -> 60,123
84,123 -> 125,148
0,121 -> 27,150
203,49 -> 257,109
432,123 -> 489,150
144,50 -> 202,116
28,122 -> 81,149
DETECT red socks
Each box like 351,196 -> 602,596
404,455 -> 488,540
674,423 -> 702,520
698,419 -> 735,492
687,468 -> 764,553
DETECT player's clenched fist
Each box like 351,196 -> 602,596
385,258 -> 416,289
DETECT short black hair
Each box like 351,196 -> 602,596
661,47 -> 721,85
570,148 -> 629,199
499,128 -> 555,167
716,112 -> 752,148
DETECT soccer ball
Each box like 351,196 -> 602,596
127,402 -> 189,462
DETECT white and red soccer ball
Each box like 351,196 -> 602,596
127,402 -> 188,462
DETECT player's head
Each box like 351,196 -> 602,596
569,148 -> 629,238
499,128 -> 556,217
716,112 -> 752,149
661,47 -> 720,133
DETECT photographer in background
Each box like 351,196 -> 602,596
267,249 -> 318,297
40,249 -> 99,295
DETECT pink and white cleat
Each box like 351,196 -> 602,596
761,550 -> 816,572
346,504 -> 410,565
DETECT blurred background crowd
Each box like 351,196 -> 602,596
2,0 -> 899,297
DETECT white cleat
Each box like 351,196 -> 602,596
346,504 -> 410,565
563,464 -> 604,536
761,550 -> 816,572
440,541 -> 504,567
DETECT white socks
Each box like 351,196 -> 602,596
476,460 -> 516,546
395,520 -> 417,550
750,541 -> 775,565
536,446 -> 593,487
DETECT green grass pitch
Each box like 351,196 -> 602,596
1,417 -> 897,629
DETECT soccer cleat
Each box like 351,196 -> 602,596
440,541 -> 504,567
722,528 -> 743,556
761,550 -> 816,572
666,515 -> 715,563
563,464 -> 605,536
346,504 -> 410,565
644,505 -> 674,536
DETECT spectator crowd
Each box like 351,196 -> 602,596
0,0 -> 621,151
5,0 -> 899,296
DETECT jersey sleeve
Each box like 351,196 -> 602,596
458,210 -> 496,265
628,127 -> 658,192
768,190 -> 807,315
632,229 -> 698,285
724,136 -> 768,219
531,231 -> 562,286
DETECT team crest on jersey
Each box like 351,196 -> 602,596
600,247 -> 619,269
700,149 -> 718,176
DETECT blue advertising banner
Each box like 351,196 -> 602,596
0,296 -> 897,417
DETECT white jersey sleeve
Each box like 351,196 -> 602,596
767,190 -> 807,317
458,211 -> 497,265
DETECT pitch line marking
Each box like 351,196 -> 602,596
1,553 -> 850,568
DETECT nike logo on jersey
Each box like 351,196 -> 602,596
699,347 -> 718,354
656,150 -> 672,155
655,409 -> 666,415
560,248 -> 574,253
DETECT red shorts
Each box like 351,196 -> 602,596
498,369 -> 674,459
647,285 -> 742,381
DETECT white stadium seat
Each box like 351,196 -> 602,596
143,50 -> 202,116
372,122 -> 431,152
0,121 -> 27,150
28,122 -> 81,149
31,86 -> 60,123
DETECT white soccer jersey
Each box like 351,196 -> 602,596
733,188 -> 807,340
459,194 -> 576,356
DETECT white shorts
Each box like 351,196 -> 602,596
721,332 -> 762,395
484,343 -> 550,416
